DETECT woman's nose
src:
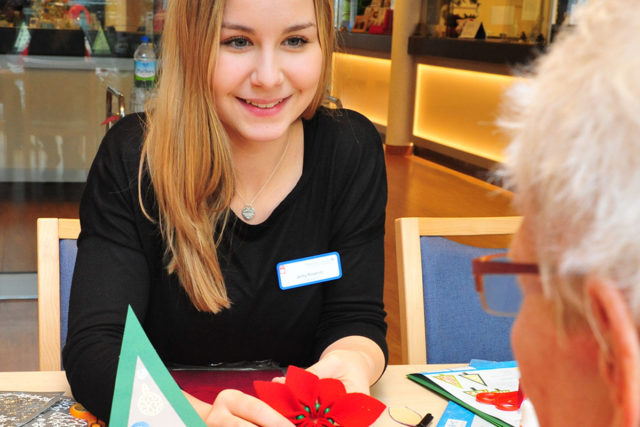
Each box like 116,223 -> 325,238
250,50 -> 284,87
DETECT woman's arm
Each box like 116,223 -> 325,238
63,115 -> 154,421
312,110 -> 389,382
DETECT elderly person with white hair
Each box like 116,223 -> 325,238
487,0 -> 640,425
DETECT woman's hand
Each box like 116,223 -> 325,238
185,389 -> 294,427
306,349 -> 371,394
306,336 -> 386,395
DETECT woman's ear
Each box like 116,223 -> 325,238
586,277 -> 640,427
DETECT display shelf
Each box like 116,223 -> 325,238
413,136 -> 498,170
336,32 -> 392,58
0,54 -> 133,71
408,36 -> 545,66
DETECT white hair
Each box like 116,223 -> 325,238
500,0 -> 640,324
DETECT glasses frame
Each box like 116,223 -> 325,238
472,253 -> 539,317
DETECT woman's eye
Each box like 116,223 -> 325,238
222,37 -> 251,49
283,36 -> 307,48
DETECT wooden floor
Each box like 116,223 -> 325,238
0,153 -> 514,371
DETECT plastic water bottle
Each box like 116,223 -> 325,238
130,36 -> 156,113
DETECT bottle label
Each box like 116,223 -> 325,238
135,60 -> 156,82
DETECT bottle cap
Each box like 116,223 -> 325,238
141,35 -> 149,43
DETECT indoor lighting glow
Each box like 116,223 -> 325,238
413,64 -> 519,162
331,52 -> 391,126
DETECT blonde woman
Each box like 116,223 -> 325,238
63,0 -> 387,425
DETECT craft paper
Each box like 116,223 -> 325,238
0,391 -> 62,426
436,401 -> 495,427
24,397 -> 89,427
170,368 -> 283,403
409,361 -> 521,427
254,365 -> 386,427
109,306 -> 206,427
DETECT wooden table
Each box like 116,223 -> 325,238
0,364 -> 457,426
371,364 -> 458,425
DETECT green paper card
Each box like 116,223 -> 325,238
109,306 -> 206,427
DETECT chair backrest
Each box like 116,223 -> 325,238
395,216 -> 522,364
37,218 -> 80,371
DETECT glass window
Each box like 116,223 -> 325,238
424,0 -> 566,44
335,0 -> 393,35
0,0 -> 166,57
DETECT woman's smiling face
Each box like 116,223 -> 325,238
212,0 -> 323,146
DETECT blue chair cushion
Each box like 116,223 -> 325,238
59,238 -> 78,358
420,236 -> 515,363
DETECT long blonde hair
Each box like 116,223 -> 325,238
139,0 -> 334,313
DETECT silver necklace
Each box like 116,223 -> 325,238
236,131 -> 291,221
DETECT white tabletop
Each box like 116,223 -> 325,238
0,364 -> 459,426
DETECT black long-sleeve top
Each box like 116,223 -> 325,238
62,107 -> 388,420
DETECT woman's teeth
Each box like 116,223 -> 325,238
243,99 -> 281,108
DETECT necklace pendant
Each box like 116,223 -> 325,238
241,205 -> 256,221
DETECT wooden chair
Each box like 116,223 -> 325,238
395,216 -> 522,364
37,218 -> 81,371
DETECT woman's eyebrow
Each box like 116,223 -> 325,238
286,22 -> 316,32
221,22 -> 316,33
221,23 -> 254,33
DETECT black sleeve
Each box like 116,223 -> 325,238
313,110 -> 388,364
62,114 -> 154,421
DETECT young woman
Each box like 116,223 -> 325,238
62,0 -> 388,425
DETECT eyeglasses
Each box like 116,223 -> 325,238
472,253 -> 539,317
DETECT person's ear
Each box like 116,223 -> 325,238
586,277 -> 640,427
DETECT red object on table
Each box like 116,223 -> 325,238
475,385 -> 524,412
254,366 -> 386,427
170,369 -> 284,404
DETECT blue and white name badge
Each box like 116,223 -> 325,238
277,252 -> 342,290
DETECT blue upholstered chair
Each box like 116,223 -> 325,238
395,217 -> 522,364
36,218 -> 80,370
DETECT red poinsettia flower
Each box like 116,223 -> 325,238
254,365 -> 385,427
